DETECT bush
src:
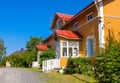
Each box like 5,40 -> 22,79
1,50 -> 37,67
65,57 -> 93,75
40,49 -> 56,66
95,35 -> 120,82
0,56 -> 7,67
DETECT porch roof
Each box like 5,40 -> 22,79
36,45 -> 48,51
55,30 -> 83,39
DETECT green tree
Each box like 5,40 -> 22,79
40,49 -> 56,65
21,49 -> 37,67
26,36 -> 43,51
4,50 -> 37,67
0,39 -> 6,61
95,34 -> 120,82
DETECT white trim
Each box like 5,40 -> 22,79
73,16 -> 101,31
98,0 -> 105,48
61,41 -> 80,58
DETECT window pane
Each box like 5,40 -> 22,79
68,42 -> 73,46
74,48 -> 78,56
63,42 -> 67,46
63,48 -> 67,57
87,13 -> 93,21
74,22 -> 78,29
69,48 -> 72,57
74,42 -> 77,46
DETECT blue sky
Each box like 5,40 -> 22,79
0,0 -> 93,56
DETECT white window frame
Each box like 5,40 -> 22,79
61,41 -> 79,58
86,12 -> 93,21
74,22 -> 79,29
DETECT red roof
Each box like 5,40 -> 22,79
55,30 -> 82,39
36,45 -> 48,51
56,13 -> 73,21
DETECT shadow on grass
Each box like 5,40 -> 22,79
71,74 -> 90,83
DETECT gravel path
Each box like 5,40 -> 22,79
0,68 -> 47,83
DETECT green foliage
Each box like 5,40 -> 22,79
2,50 -> 37,67
0,39 -> 6,61
0,56 -> 7,67
26,36 -> 42,51
7,54 -> 23,67
0,36 -> 41,67
40,49 -> 56,65
21,50 -> 37,67
95,35 -> 120,82
65,57 -> 93,75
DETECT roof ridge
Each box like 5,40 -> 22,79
56,12 -> 74,16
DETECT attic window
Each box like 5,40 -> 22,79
74,22 -> 78,29
87,12 -> 93,21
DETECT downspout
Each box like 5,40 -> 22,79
94,0 -> 105,48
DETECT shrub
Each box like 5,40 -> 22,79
65,57 -> 93,75
40,49 -> 56,66
95,34 -> 120,82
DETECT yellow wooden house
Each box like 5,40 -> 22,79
39,0 -> 120,68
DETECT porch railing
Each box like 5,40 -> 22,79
42,59 -> 60,72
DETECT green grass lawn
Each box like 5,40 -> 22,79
25,68 -> 98,83
45,72 -> 98,83
24,68 -> 42,72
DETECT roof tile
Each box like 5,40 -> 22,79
56,13 -> 73,21
36,45 -> 48,51
55,30 -> 82,39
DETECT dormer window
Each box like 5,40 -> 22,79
74,22 -> 78,29
87,12 -> 93,21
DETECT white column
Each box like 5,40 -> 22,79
98,0 -> 105,48
37,51 -> 41,62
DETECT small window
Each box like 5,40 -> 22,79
74,22 -> 78,29
87,13 -> 93,21
63,48 -> 67,57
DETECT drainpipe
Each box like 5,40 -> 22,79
94,0 -> 105,48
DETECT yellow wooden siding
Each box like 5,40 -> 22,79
104,0 -> 120,40
60,58 -> 68,67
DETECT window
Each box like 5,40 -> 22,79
87,13 -> 93,21
74,48 -> 78,56
62,41 -> 79,58
74,22 -> 78,29
86,35 -> 94,57
69,48 -> 73,57
63,48 -> 67,57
